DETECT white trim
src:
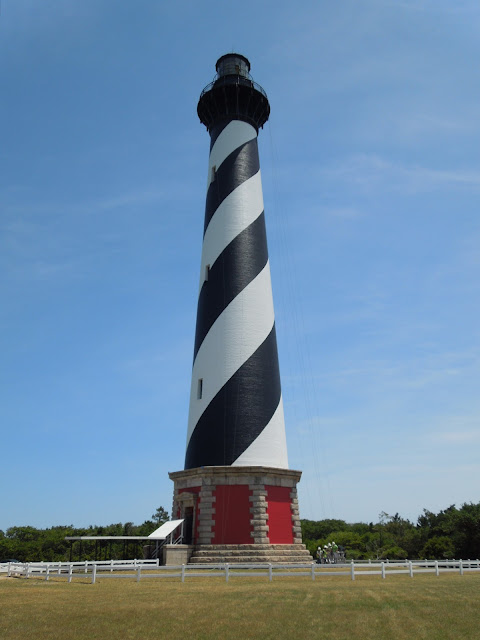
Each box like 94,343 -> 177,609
148,520 -> 184,539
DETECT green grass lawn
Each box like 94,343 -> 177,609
2,573 -> 479,640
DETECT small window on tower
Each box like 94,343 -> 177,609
197,378 -> 203,400
205,264 -> 210,282
211,165 -> 216,182
235,65 -> 240,74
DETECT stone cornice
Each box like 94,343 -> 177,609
169,466 -> 302,483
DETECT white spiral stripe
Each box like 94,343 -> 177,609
187,262 -> 275,447
232,396 -> 288,468
207,120 -> 257,185
199,171 -> 264,292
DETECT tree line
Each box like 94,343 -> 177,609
1,502 -> 478,562
0,507 -> 169,563
301,502 -> 480,560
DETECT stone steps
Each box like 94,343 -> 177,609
188,544 -> 313,565
189,556 -> 312,564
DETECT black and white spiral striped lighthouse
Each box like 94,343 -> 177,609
186,54 -> 286,471
169,55 -> 309,562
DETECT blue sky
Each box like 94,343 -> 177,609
1,0 -> 479,530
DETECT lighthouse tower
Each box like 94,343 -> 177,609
168,54 -> 310,564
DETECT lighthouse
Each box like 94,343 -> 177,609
168,54 -> 310,564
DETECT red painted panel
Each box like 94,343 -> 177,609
213,485 -> 252,544
266,486 -> 293,544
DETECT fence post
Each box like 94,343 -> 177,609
409,561 -> 413,578
181,564 -> 185,583
45,565 -> 49,582
7,562 -> 11,578
91,564 -> 97,584
84,560 -> 88,575
269,563 -> 273,582
350,560 -> 355,581
110,559 -> 114,573
435,561 -> 439,576
310,563 -> 315,581
68,564 -> 73,583
381,562 -> 386,579
459,560 -> 463,576
136,565 -> 141,582
225,564 -> 229,583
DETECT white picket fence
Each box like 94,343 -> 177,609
3,559 -> 480,584
0,559 -> 158,580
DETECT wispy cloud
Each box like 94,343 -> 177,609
4,0 -> 98,38
437,430 -> 480,444
318,154 -> 480,194
428,414 -> 480,445
390,113 -> 476,137
371,0 -> 480,13
332,346 -> 479,387
0,186 -> 170,282
2,186 -> 166,219
323,206 -> 362,219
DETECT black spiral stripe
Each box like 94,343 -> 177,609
185,325 -> 281,469
203,138 -> 259,235
193,212 -> 268,360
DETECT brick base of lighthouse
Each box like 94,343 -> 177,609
167,466 -> 312,564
